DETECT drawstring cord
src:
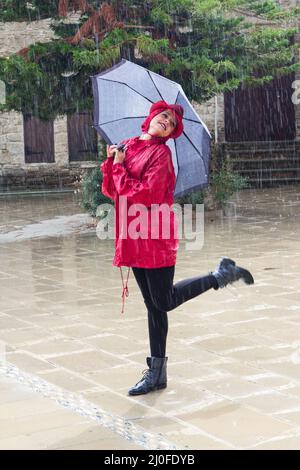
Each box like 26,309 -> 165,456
120,267 -> 130,314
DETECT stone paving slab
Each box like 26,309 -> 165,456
0,374 -> 142,450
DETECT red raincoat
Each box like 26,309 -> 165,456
100,136 -> 179,313
100,135 -> 179,269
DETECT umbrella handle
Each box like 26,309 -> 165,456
116,143 -> 125,151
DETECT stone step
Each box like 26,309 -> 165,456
232,161 -> 300,170
224,144 -> 300,151
0,166 -> 97,192
246,177 -> 300,182
222,141 -> 300,160
242,177 -> 300,188
222,140 -> 300,150
224,150 -> 300,160
237,168 -> 300,174
221,141 -> 300,187
230,157 -> 300,163
236,170 -> 300,187
245,179 -> 300,188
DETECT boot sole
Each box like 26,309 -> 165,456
128,383 -> 167,396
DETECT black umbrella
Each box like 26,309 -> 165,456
91,59 -> 211,197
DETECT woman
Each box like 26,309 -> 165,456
100,100 -> 254,396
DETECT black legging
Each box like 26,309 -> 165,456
132,266 -> 218,358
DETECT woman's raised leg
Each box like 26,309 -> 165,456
143,265 -> 218,313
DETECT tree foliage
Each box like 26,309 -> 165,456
0,1 -> 59,21
0,0 -> 299,120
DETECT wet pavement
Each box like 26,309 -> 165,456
0,186 -> 300,449
0,371 -> 142,450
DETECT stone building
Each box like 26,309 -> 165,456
0,15 -> 100,191
0,1 -> 299,191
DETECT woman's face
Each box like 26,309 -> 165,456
148,110 -> 177,138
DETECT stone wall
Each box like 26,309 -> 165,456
193,96 -> 225,142
0,165 -> 90,192
0,111 -> 24,166
0,18 -> 54,56
53,117 -> 69,166
278,0 -> 298,8
0,16 -> 103,175
0,18 -> 58,169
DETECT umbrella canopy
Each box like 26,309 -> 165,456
91,59 -> 211,197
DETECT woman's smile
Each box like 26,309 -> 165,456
148,110 -> 177,137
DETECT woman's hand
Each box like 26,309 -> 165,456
106,144 -> 117,158
106,144 -> 126,164
113,148 -> 126,165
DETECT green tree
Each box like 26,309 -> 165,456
0,1 -> 59,21
0,0 -> 299,120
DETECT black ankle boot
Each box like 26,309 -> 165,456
212,257 -> 254,288
128,357 -> 168,396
